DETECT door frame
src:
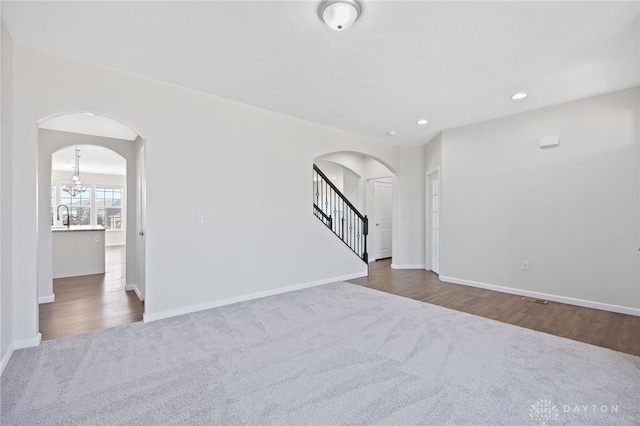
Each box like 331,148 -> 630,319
137,145 -> 146,305
372,178 -> 393,261
35,113 -> 147,334
366,176 -> 393,262
426,168 -> 441,273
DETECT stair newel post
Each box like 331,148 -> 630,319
363,215 -> 368,263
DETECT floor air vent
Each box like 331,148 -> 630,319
522,296 -> 549,305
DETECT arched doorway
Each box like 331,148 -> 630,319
313,151 -> 396,264
36,112 -> 146,340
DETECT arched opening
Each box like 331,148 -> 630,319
36,112 -> 146,340
313,151 -> 396,265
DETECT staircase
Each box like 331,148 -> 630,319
313,164 -> 368,263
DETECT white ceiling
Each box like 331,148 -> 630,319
52,144 -> 126,176
315,159 -> 345,182
3,1 -> 639,146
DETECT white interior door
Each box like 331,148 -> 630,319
373,179 -> 392,260
137,146 -> 146,297
430,171 -> 440,274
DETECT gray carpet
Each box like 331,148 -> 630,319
2,282 -> 639,425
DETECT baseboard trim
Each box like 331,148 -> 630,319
143,271 -> 368,323
125,284 -> 144,301
13,333 -> 42,350
439,275 -> 640,317
38,294 -> 55,304
391,264 -> 427,270
1,343 -> 15,376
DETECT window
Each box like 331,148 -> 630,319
61,186 -> 91,225
96,186 -> 123,229
51,180 -> 125,229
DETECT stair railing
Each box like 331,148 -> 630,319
313,164 -> 368,263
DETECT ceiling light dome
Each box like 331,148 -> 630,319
319,0 -> 361,31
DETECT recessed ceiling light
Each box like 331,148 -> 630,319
417,119 -> 428,125
387,130 -> 397,136
511,92 -> 527,100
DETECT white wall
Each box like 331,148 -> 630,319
342,168 -> 360,211
11,44 -> 403,340
424,133 -> 442,180
440,87 -> 640,314
391,146 -> 426,269
316,152 -> 367,177
38,129 -> 137,304
1,18 -> 15,372
364,156 -> 394,180
315,152 -> 367,212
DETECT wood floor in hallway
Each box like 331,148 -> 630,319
348,259 -> 640,356
39,245 -> 144,341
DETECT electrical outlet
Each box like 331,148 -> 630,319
521,261 -> 529,271
94,235 -> 100,242
196,213 -> 204,224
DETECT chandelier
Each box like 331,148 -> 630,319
62,146 -> 88,197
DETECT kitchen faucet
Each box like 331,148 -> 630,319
56,204 -> 70,228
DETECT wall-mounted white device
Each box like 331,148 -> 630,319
538,135 -> 560,149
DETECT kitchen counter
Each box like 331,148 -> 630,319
52,225 -> 106,278
52,225 -> 106,232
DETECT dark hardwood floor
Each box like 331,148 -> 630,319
40,251 -> 639,356
40,245 -> 144,341
348,259 -> 640,356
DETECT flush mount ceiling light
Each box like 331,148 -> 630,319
319,0 -> 361,31
511,92 -> 527,100
417,119 -> 429,125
